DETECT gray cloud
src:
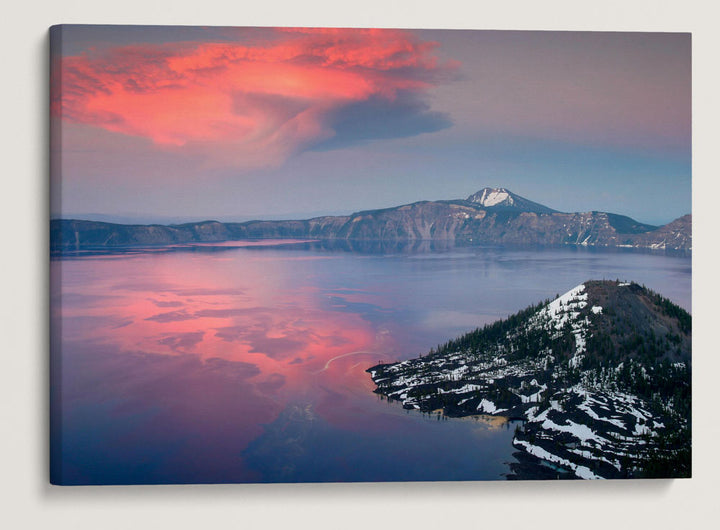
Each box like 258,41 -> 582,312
313,92 -> 452,151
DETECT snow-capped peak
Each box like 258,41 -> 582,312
464,187 -> 558,214
481,188 -> 512,207
469,187 -> 514,207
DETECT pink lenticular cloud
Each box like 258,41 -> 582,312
55,28 -> 455,170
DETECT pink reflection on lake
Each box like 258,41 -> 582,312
52,244 -> 691,484
57,250 -> 389,401
53,248 -> 399,483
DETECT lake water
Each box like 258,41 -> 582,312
50,242 -> 691,484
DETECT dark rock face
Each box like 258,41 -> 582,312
368,280 -> 691,479
50,188 -> 691,251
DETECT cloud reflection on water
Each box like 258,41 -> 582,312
51,244 -> 691,483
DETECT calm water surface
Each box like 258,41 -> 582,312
50,243 -> 691,484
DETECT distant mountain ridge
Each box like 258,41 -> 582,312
51,187 -> 691,251
367,280 -> 691,479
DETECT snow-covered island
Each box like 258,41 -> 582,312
368,280 -> 691,479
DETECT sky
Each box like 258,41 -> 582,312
50,25 -> 691,226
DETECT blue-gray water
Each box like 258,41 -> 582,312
50,243 -> 691,484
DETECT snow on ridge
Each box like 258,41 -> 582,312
480,189 -> 511,207
634,423 -> 651,436
576,394 -> 626,429
477,398 -> 508,414
515,383 -> 671,478
438,383 -> 483,395
540,284 -> 588,324
532,283 -> 593,367
513,439 -> 603,479
540,418 -> 606,445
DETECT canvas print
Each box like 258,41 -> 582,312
49,25 -> 691,484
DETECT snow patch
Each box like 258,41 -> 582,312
477,398 -> 507,414
477,188 -> 512,207
513,439 -> 603,479
540,419 -> 606,445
